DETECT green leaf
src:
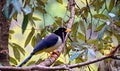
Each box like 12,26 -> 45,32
12,43 -> 25,55
56,0 -> 63,4
25,28 -> 35,47
32,17 -> 41,21
94,23 -> 106,32
9,30 -> 15,34
87,23 -> 92,30
22,15 -> 29,34
87,39 -> 98,44
10,56 -> 18,65
111,35 -> 118,47
114,21 -> 120,27
78,32 -> 85,41
79,20 -> 86,33
26,61 -> 36,66
71,22 -> 79,41
13,45 -> 20,61
93,14 -> 108,20
31,36 -> 36,47
109,0 -> 115,12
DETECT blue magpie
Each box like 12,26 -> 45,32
18,27 -> 71,67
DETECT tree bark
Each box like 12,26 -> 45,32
0,0 -> 10,66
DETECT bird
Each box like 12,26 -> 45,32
18,27 -> 71,67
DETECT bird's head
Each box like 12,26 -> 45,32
54,27 -> 71,42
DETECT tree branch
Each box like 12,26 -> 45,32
0,44 -> 120,71
38,0 -> 75,66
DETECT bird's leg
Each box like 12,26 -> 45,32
50,51 -> 60,59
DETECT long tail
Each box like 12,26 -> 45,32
17,54 -> 33,67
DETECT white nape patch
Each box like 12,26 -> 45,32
44,36 -> 62,52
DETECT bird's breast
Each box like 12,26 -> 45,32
44,36 -> 62,52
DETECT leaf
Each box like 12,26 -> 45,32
111,35 -> 118,47
11,0 -> 22,13
71,22 -> 79,41
114,21 -> 120,27
98,27 -> 105,41
88,49 -> 96,60
94,23 -> 106,32
10,56 -> 18,65
31,36 -> 36,47
26,61 -> 36,66
69,51 -> 84,61
13,45 -> 20,61
87,39 -> 98,44
77,32 -> 85,41
9,8 -> 16,19
3,0 -> 11,19
12,43 -> 25,55
32,17 -> 41,21
9,30 -> 15,34
25,28 -> 35,47
87,23 -> 92,30
93,14 -> 108,20
79,20 -> 86,33
109,0 -> 115,12
22,15 -> 29,34
56,0 -> 63,4
23,5 -> 32,15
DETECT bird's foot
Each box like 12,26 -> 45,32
50,51 -> 60,59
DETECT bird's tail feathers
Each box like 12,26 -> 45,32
17,53 -> 33,67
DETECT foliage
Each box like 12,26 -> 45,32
4,0 -> 120,70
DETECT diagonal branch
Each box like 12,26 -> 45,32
38,0 -> 75,66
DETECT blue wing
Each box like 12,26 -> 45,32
32,33 -> 58,54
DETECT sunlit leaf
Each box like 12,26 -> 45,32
9,30 -> 15,34
25,28 -> 35,47
10,56 -> 18,65
56,0 -> 63,4
26,61 -> 35,66
93,14 -> 108,20
32,17 -> 41,21
12,43 -> 25,55
13,45 -> 20,61
94,23 -> 106,32
87,39 -> 98,44
114,21 -> 120,27
22,15 -> 29,34
31,36 -> 36,47
109,0 -> 115,12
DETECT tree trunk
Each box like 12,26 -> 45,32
0,0 -> 10,66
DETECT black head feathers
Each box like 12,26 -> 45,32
54,27 -> 71,42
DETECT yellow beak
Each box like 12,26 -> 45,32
65,28 -> 71,32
